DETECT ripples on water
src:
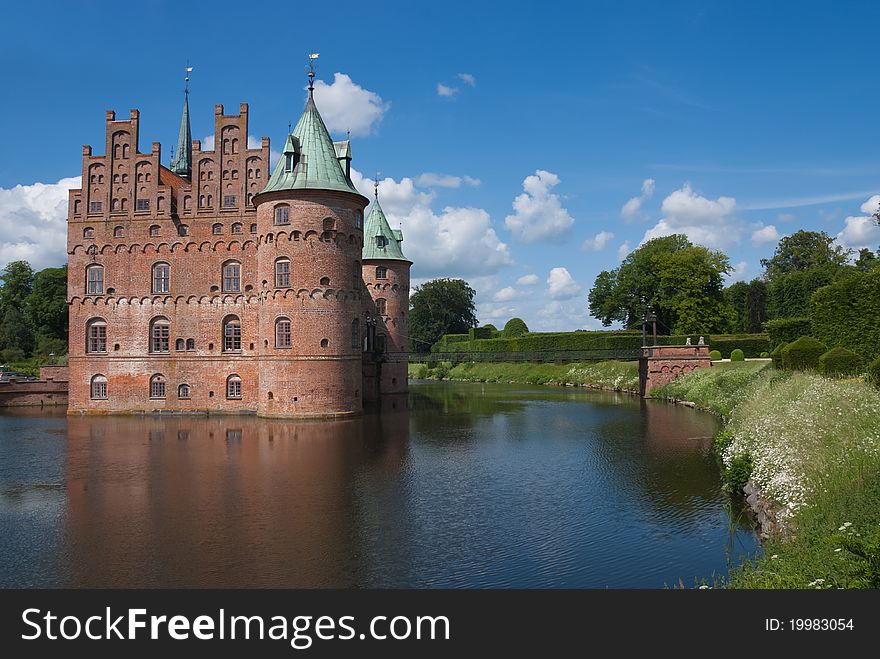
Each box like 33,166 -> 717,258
0,383 -> 758,588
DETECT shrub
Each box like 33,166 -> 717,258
818,347 -> 864,378
433,363 -> 449,380
770,342 -> 787,369
0,347 -> 26,362
709,350 -> 722,361
867,357 -> 880,388
709,336 -> 770,358
764,317 -> 812,348
760,351 -> 770,358
730,349 -> 745,362
781,336 -> 827,371
502,317 -> 529,338
414,364 -> 429,379
811,268 -> 880,362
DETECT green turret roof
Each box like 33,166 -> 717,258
170,91 -> 192,176
362,196 -> 410,262
261,91 -> 360,195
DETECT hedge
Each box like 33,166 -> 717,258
811,268 -> 880,362
502,318 -> 529,338
867,357 -> 880,388
781,336 -> 827,371
469,327 -> 494,340
818,347 -> 864,378
763,317 -> 812,348
770,342 -> 787,369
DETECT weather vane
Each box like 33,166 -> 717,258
307,53 -> 319,90
184,62 -> 193,94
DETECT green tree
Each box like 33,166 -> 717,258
0,260 -> 35,317
724,279 -> 768,333
760,230 -> 851,281
409,278 -> 478,351
588,234 -> 734,334
855,248 -> 879,271
0,307 -> 35,356
26,265 -> 68,346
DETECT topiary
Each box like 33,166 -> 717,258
770,342 -> 787,369
760,351 -> 770,358
502,317 -> 529,338
866,357 -> 880,388
818,347 -> 864,378
730,348 -> 745,362
709,350 -> 722,361
781,336 -> 828,371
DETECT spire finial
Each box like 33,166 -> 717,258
307,53 -> 319,94
184,61 -> 193,95
374,169 -> 380,199
288,120 -> 292,134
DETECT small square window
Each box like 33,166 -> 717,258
223,195 -> 236,208
136,199 -> 150,211
89,201 -> 102,213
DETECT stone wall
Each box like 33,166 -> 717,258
639,344 -> 712,397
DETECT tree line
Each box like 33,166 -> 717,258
0,261 -> 68,363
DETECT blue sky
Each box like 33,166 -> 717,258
2,0 -> 879,330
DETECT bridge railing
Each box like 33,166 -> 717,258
410,349 -> 641,363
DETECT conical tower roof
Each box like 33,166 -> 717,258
362,196 -> 410,262
170,91 -> 192,176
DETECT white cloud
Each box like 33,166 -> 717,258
531,300 -> 596,332
477,302 -> 516,322
620,177 -> 655,220
546,267 -> 581,299
493,286 -> 519,302
641,183 -> 739,249
582,230 -> 614,251
516,274 -> 539,286
351,168 -> 512,278
504,170 -> 575,243
458,73 -> 476,87
437,84 -> 459,97
0,177 -> 80,272
832,195 -> 880,251
751,224 -> 781,246
617,241 -> 631,261
728,260 -> 749,282
859,194 -> 880,215
415,173 -> 481,188
311,73 -> 389,137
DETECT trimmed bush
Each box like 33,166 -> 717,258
469,327 -> 493,340
764,317 -> 812,348
811,268 -> 880,362
502,317 -> 529,338
818,347 -> 864,378
770,342 -> 787,368
760,351 -> 770,358
866,357 -> 880,388
709,336 -> 771,358
781,336 -> 827,371
730,348 -> 745,362
709,350 -> 722,361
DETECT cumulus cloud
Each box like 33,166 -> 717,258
859,195 -> 880,215
351,168 -> 512,278
0,177 -> 80,272
311,73 -> 389,136
504,170 -> 575,243
415,173 -> 481,188
831,195 -> 880,251
582,230 -> 614,251
493,286 -> 519,302
620,177 -> 655,220
728,260 -> 749,282
751,224 -> 781,246
477,302 -> 516,322
617,241 -> 631,261
437,84 -> 459,97
546,267 -> 581,299
516,274 -> 539,286
458,73 -> 476,87
641,183 -> 739,249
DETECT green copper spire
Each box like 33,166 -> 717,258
170,67 -> 192,176
362,194 -> 410,262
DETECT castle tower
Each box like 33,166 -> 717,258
251,72 -> 370,417
361,186 -> 412,396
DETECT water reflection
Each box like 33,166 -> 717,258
0,383 -> 757,588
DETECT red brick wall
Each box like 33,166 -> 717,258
362,259 -> 411,395
639,345 -> 712,396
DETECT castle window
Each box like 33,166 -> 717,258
148,225 -> 160,237
86,265 -> 104,295
355,210 -> 363,229
376,334 -> 387,353
222,261 -> 241,292
250,223 -> 257,234
178,225 -> 189,236
150,374 -> 166,399
323,218 -> 335,232
120,198 -> 128,211
275,318 -> 291,348
351,319 -> 360,349
274,259 -> 290,288
223,195 -> 236,208
175,338 -> 185,351
232,223 -> 242,234
285,154 -> 295,173
178,384 -> 191,399
320,338 -> 329,348
247,193 -> 254,207
183,196 -> 191,210
113,226 -> 124,238
376,298 -> 387,316
274,205 -> 290,225
352,261 -> 360,289
121,174 -> 129,183
320,276 -> 330,286
122,144 -> 130,158
150,317 -> 170,353
186,338 -> 195,351
83,227 -> 95,239
226,374 -> 242,399
232,170 -> 239,180
90,374 -> 108,400
89,201 -> 102,213
136,199 -> 150,211
376,235 -> 388,248
232,139 -> 239,154
223,316 -> 241,352
376,266 -> 388,279
207,194 -> 213,207
213,223 -> 223,235
86,319 -> 107,353
152,263 -> 170,294
199,195 -> 206,208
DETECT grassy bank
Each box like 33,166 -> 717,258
408,360 -> 640,391
653,365 -> 880,588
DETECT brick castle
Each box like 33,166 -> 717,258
66,70 -> 411,416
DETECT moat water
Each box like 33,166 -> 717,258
0,382 -> 759,588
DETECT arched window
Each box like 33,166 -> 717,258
222,261 -> 240,292
113,226 -> 124,238
175,338 -> 185,351
319,276 -> 330,286
149,224 -> 160,237
250,223 -> 257,234
275,258 -> 290,287
376,266 -> 388,280
355,210 -> 363,229
351,319 -> 360,349
323,218 -> 335,232
83,227 -> 95,239
226,374 -> 242,399
152,262 -> 170,294
212,223 -> 223,235
376,298 -> 387,315
186,338 -> 195,351
352,261 -> 360,289
90,374 -> 108,400
275,317 -> 291,347
178,383 -> 191,399
231,223 -> 242,234
86,319 -> 107,353
150,316 -> 170,353
274,205 -> 290,225
85,264 -> 104,295
178,225 -> 189,236
223,316 -> 241,352
150,374 -> 166,399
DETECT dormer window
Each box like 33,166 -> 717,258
285,153 -> 295,173
376,235 -> 388,248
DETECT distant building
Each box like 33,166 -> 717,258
66,72 -> 411,416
